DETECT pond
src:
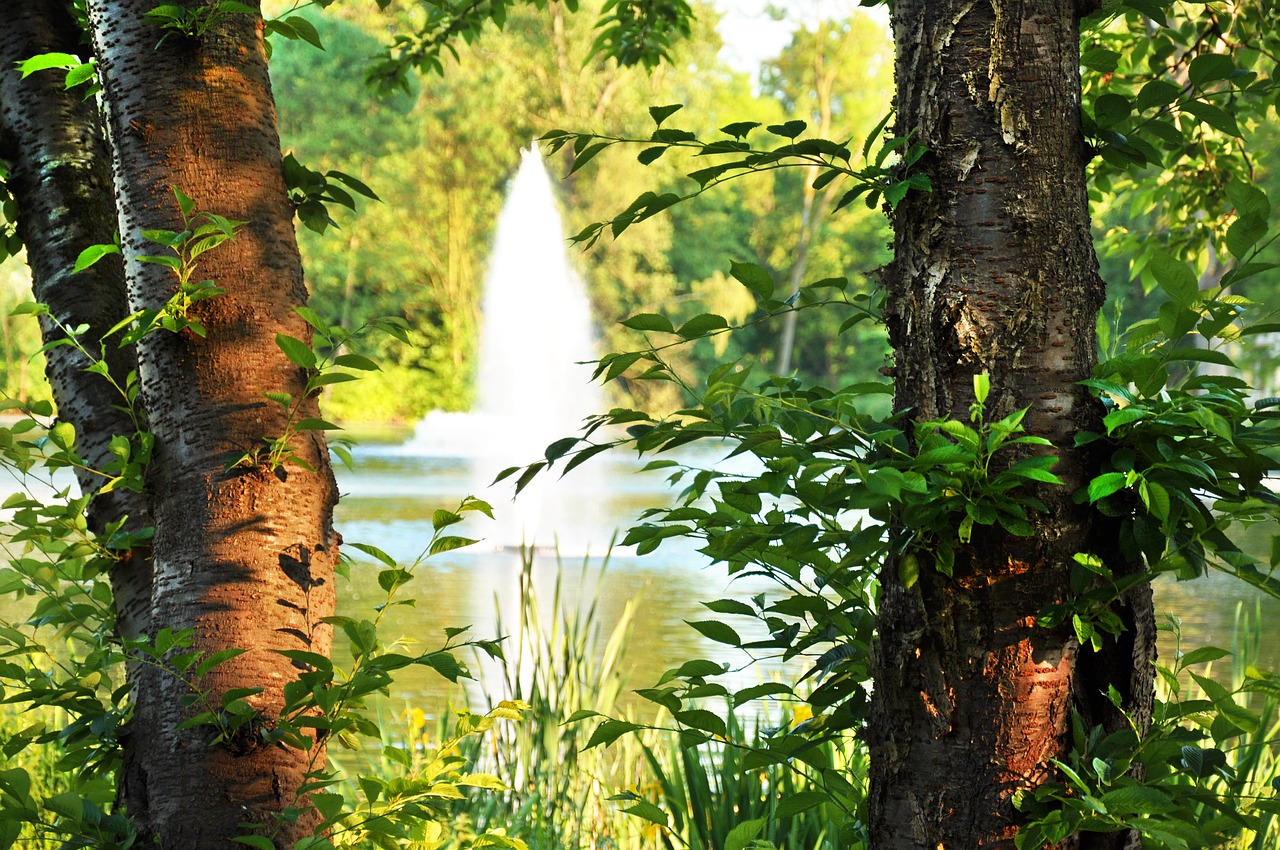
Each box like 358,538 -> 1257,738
335,435 -> 1280,719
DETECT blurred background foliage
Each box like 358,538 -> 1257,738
0,2 -> 1278,424
268,0 -> 896,423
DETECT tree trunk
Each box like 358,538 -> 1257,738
85,2 -> 339,846
0,0 -> 153,643
869,2 -> 1155,847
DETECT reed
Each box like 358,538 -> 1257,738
1158,602 -> 1280,850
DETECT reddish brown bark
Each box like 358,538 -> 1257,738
84,2 -> 339,846
869,2 -> 1154,847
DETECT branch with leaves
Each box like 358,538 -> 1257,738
540,103 -> 928,248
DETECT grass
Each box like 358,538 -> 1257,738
1154,603 -> 1280,849
9,547 -> 1280,848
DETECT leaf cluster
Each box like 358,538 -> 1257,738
143,1 -> 256,47
283,153 -> 380,235
540,102 -> 928,248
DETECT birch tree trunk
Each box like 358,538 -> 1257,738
868,2 -> 1155,846
84,2 -> 339,846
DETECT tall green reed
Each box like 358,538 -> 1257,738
453,546 -> 867,849
465,549 -> 652,850
1156,603 -> 1280,849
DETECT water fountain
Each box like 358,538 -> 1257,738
403,147 -> 610,551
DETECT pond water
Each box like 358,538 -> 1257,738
0,434 -> 1272,726
336,437 -> 1280,719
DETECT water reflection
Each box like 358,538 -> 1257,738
336,443 -> 1280,719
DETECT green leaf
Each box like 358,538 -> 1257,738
685,620 -> 740,646
276,334 -> 316,369
766,120 -> 806,139
1188,54 -> 1236,87
294,418 -> 341,431
1094,93 -> 1132,129
674,708 -> 726,737
622,799 -> 669,828
173,186 -> 196,218
1180,745 -> 1226,778
18,52 -> 80,78
676,313 -> 728,339
45,791 -> 84,820
973,372 -> 990,404
429,535 -> 478,556
1087,472 -> 1127,502
283,14 -> 324,49
333,353 -> 380,371
776,791 -> 829,817
420,650 -> 466,682
897,552 -> 920,589
1138,480 -> 1170,521
1080,48 -> 1121,73
348,542 -> 396,566
703,598 -> 754,616
649,103 -> 683,125
1227,214 -> 1267,259
586,719 -> 641,749
1148,251 -> 1198,304
637,146 -> 666,165
308,372 -> 359,389
64,61 -> 97,88
725,818 -> 765,850
729,261 -> 774,299
1179,99 -> 1241,136
621,313 -> 674,333
568,142 -> 609,175
1099,785 -> 1175,814
73,243 -> 120,273
196,648 -> 247,679
720,121 -> 760,139
1136,79 -> 1181,111
1179,646 -> 1230,667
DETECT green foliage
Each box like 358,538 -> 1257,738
0,172 -> 20,265
364,0 -> 693,92
144,1 -> 256,46
541,112 -> 927,249
14,52 -> 98,97
589,0 -> 692,70
1083,1 -> 1280,282
516,6 -> 1280,842
0,198 -> 517,846
1071,252 -> 1280,602
229,307 -> 410,472
1017,615 -> 1280,850
0,398 -> 522,848
283,154 -> 380,235
454,553 -> 647,848
67,187 -> 241,343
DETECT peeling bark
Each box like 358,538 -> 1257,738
84,2 -> 339,846
869,2 -> 1155,847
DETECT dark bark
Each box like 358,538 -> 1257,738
85,2 -> 339,846
868,2 -> 1155,847
0,0 -> 153,642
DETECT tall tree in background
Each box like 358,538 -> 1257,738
869,1 -> 1154,846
